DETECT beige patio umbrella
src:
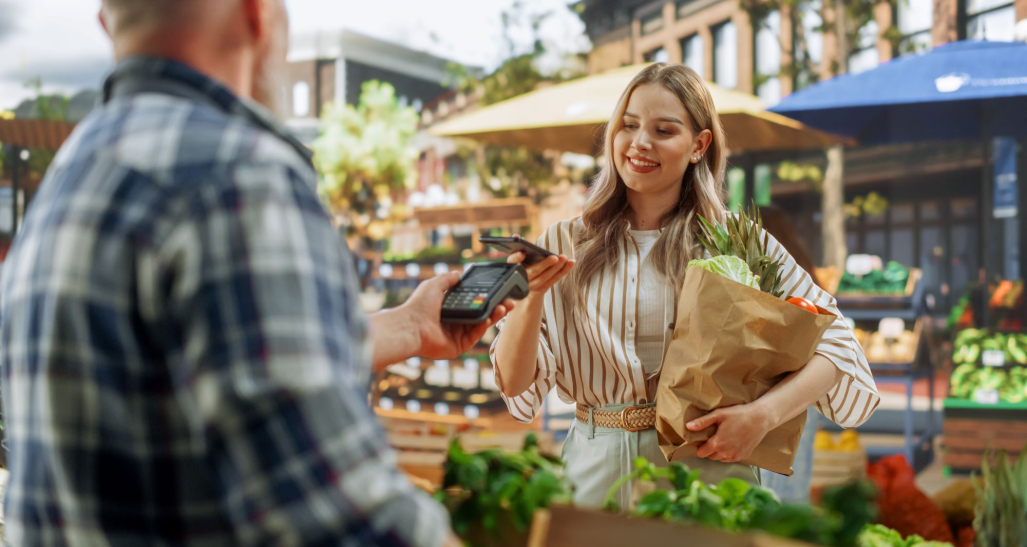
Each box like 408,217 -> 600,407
430,64 -> 853,154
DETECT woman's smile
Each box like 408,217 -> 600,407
626,155 -> 661,174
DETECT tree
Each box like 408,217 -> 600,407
313,80 -> 420,243
445,0 -> 589,203
741,0 -> 893,269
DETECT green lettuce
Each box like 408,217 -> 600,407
688,255 -> 761,291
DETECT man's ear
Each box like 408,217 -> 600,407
99,7 -> 112,38
241,0 -> 267,42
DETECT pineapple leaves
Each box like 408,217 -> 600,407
695,203 -> 785,298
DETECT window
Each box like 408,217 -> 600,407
292,81 -> 310,117
641,11 -> 664,36
644,47 -> 670,63
755,10 -> 782,105
680,34 -> 704,76
412,98 -> 423,112
793,0 -> 823,90
713,20 -> 738,89
676,0 -> 697,19
897,0 -> 933,54
847,20 -> 879,74
966,0 -> 1016,41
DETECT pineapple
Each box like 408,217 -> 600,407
696,204 -> 785,297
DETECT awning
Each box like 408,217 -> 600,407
430,64 -> 852,154
0,119 -> 77,150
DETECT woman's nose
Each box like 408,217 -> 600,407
632,132 -> 651,151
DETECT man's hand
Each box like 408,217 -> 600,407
402,272 -> 515,360
686,403 -> 775,463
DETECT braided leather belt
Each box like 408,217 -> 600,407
575,404 -> 657,432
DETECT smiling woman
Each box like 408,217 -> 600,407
490,63 -> 877,509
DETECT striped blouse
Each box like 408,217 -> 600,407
489,217 -> 880,429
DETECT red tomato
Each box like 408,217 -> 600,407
786,296 -> 819,314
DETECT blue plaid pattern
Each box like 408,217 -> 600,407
0,57 -> 447,547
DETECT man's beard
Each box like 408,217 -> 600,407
253,51 -> 287,120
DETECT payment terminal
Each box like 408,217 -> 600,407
440,263 -> 530,324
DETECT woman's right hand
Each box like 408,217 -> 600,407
508,252 -> 575,295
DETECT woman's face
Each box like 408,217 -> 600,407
612,83 -> 710,200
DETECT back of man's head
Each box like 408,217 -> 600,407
101,0 -> 193,35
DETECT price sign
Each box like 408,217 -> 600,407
452,368 -> 479,389
846,254 -> 882,276
974,388 -> 1000,405
982,350 -> 1006,368
878,318 -> 905,340
424,366 -> 451,387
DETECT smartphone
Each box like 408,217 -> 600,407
479,235 -> 557,265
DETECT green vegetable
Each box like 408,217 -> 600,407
973,446 -> 1027,547
607,458 -> 878,546
838,261 -> 911,295
856,524 -> 954,546
687,255 -> 761,291
436,433 -> 573,542
696,204 -> 785,297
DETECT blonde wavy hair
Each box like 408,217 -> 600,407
564,63 -> 727,310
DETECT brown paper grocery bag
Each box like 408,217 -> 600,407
655,267 -> 836,476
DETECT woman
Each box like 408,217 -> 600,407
489,63 -> 879,508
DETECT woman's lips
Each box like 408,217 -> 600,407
626,156 -> 660,174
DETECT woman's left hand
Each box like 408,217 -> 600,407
686,403 -> 776,463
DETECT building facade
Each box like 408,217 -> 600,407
577,0 -> 1027,310
283,29 -> 456,142
580,0 -> 1027,104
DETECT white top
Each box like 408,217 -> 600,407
628,230 -> 667,378
490,217 -> 880,429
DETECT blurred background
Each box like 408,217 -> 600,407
1,0 -> 1026,514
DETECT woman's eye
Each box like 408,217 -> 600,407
657,129 -> 674,135
623,124 -> 638,129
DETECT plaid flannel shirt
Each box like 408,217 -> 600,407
0,57 -> 447,547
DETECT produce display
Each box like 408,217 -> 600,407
837,262 -> 912,295
952,329 -> 1027,366
867,456 -> 955,544
815,430 -> 863,453
949,329 -> 1027,404
949,364 -> 1027,403
853,328 -> 919,364
436,434 -> 573,541
606,458 -> 942,547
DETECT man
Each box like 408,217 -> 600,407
0,0 -> 510,545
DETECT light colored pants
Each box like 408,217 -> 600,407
561,404 -> 761,509
759,407 -> 820,504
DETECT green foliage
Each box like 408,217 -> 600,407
442,0 -> 589,203
312,80 -> 419,240
844,192 -> 889,219
608,458 -> 879,547
696,203 -> 786,297
739,0 -> 897,89
437,434 -> 573,543
973,446 -> 1027,547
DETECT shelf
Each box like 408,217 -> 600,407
375,408 -> 494,428
942,398 -> 1027,411
842,308 -> 921,322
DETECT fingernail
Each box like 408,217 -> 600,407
687,421 -> 697,429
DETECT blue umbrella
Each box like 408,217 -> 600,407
770,40 -> 1027,145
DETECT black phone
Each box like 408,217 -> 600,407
479,235 -> 557,265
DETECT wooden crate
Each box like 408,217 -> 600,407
811,449 -> 867,488
526,505 -> 816,547
943,416 -> 1027,471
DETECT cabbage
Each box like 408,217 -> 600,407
688,255 -> 761,290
